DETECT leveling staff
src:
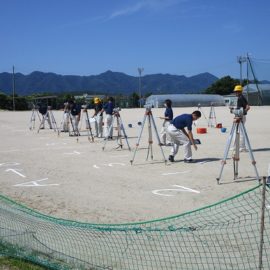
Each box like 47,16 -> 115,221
167,111 -> 201,163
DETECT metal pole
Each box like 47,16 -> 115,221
138,68 -> 144,108
12,65 -> 15,111
258,176 -> 266,270
247,54 -> 263,105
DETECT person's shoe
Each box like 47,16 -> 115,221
240,148 -> 248,152
184,159 -> 194,163
168,155 -> 175,162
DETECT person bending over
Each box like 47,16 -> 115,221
167,111 -> 201,163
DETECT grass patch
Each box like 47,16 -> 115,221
0,257 -> 46,270
0,256 -> 47,270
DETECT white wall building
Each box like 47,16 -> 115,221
145,94 -> 225,108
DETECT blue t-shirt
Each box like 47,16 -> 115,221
172,114 -> 193,131
70,104 -> 81,116
164,107 -> 173,120
103,102 -> 114,115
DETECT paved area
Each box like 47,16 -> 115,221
0,106 -> 269,223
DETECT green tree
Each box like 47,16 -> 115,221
0,92 -> 8,109
204,76 -> 240,95
129,92 -> 140,108
14,96 -> 29,110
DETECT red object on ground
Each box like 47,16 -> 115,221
216,123 -> 222,128
197,128 -> 207,134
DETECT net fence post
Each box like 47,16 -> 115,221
258,176 -> 266,270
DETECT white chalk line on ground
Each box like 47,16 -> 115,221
13,178 -> 59,187
162,171 -> 190,176
93,163 -> 126,169
109,155 -> 129,158
0,162 -> 20,167
63,151 -> 81,155
0,149 -> 20,153
152,184 -> 200,197
5,168 -> 26,178
46,142 -> 67,146
0,145 -> 77,154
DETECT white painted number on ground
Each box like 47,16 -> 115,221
152,185 -> 200,197
14,178 -> 59,187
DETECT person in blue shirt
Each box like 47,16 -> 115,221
159,99 -> 173,145
167,111 -> 201,163
68,100 -> 81,135
101,97 -> 115,139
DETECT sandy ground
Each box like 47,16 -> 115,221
0,106 -> 269,223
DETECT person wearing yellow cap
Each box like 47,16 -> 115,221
233,85 -> 250,151
92,97 -> 103,138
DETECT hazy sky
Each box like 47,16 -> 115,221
1,0 -> 270,78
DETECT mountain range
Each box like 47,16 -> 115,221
0,70 -> 218,96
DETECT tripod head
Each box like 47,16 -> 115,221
113,107 -> 121,116
230,107 -> 244,118
144,104 -> 153,112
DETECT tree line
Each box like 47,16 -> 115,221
0,92 -> 142,111
0,75 -> 242,110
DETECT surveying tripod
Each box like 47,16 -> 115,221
80,108 -> 94,142
29,104 -> 41,130
67,111 -> 81,142
130,106 -> 167,165
197,103 -> 207,121
102,110 -> 131,151
208,103 -> 217,127
37,107 -> 59,134
216,117 -> 260,184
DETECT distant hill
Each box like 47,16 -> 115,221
0,70 -> 218,96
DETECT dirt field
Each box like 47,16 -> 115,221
0,106 -> 269,223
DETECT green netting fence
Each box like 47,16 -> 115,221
1,184 -> 269,270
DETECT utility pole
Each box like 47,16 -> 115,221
12,65 -> 16,111
237,56 -> 247,85
137,68 -> 144,108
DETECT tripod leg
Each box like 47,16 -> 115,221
50,111 -> 58,133
239,122 -> 260,181
69,114 -> 79,142
150,113 -> 167,163
216,123 -> 236,184
85,111 -> 94,142
119,116 -> 131,151
37,110 -> 41,122
146,114 -> 153,160
29,110 -> 35,130
130,114 -> 147,164
116,116 -> 123,148
102,115 -> 115,150
79,110 -> 84,131
233,124 -> 240,180
37,113 -> 47,133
